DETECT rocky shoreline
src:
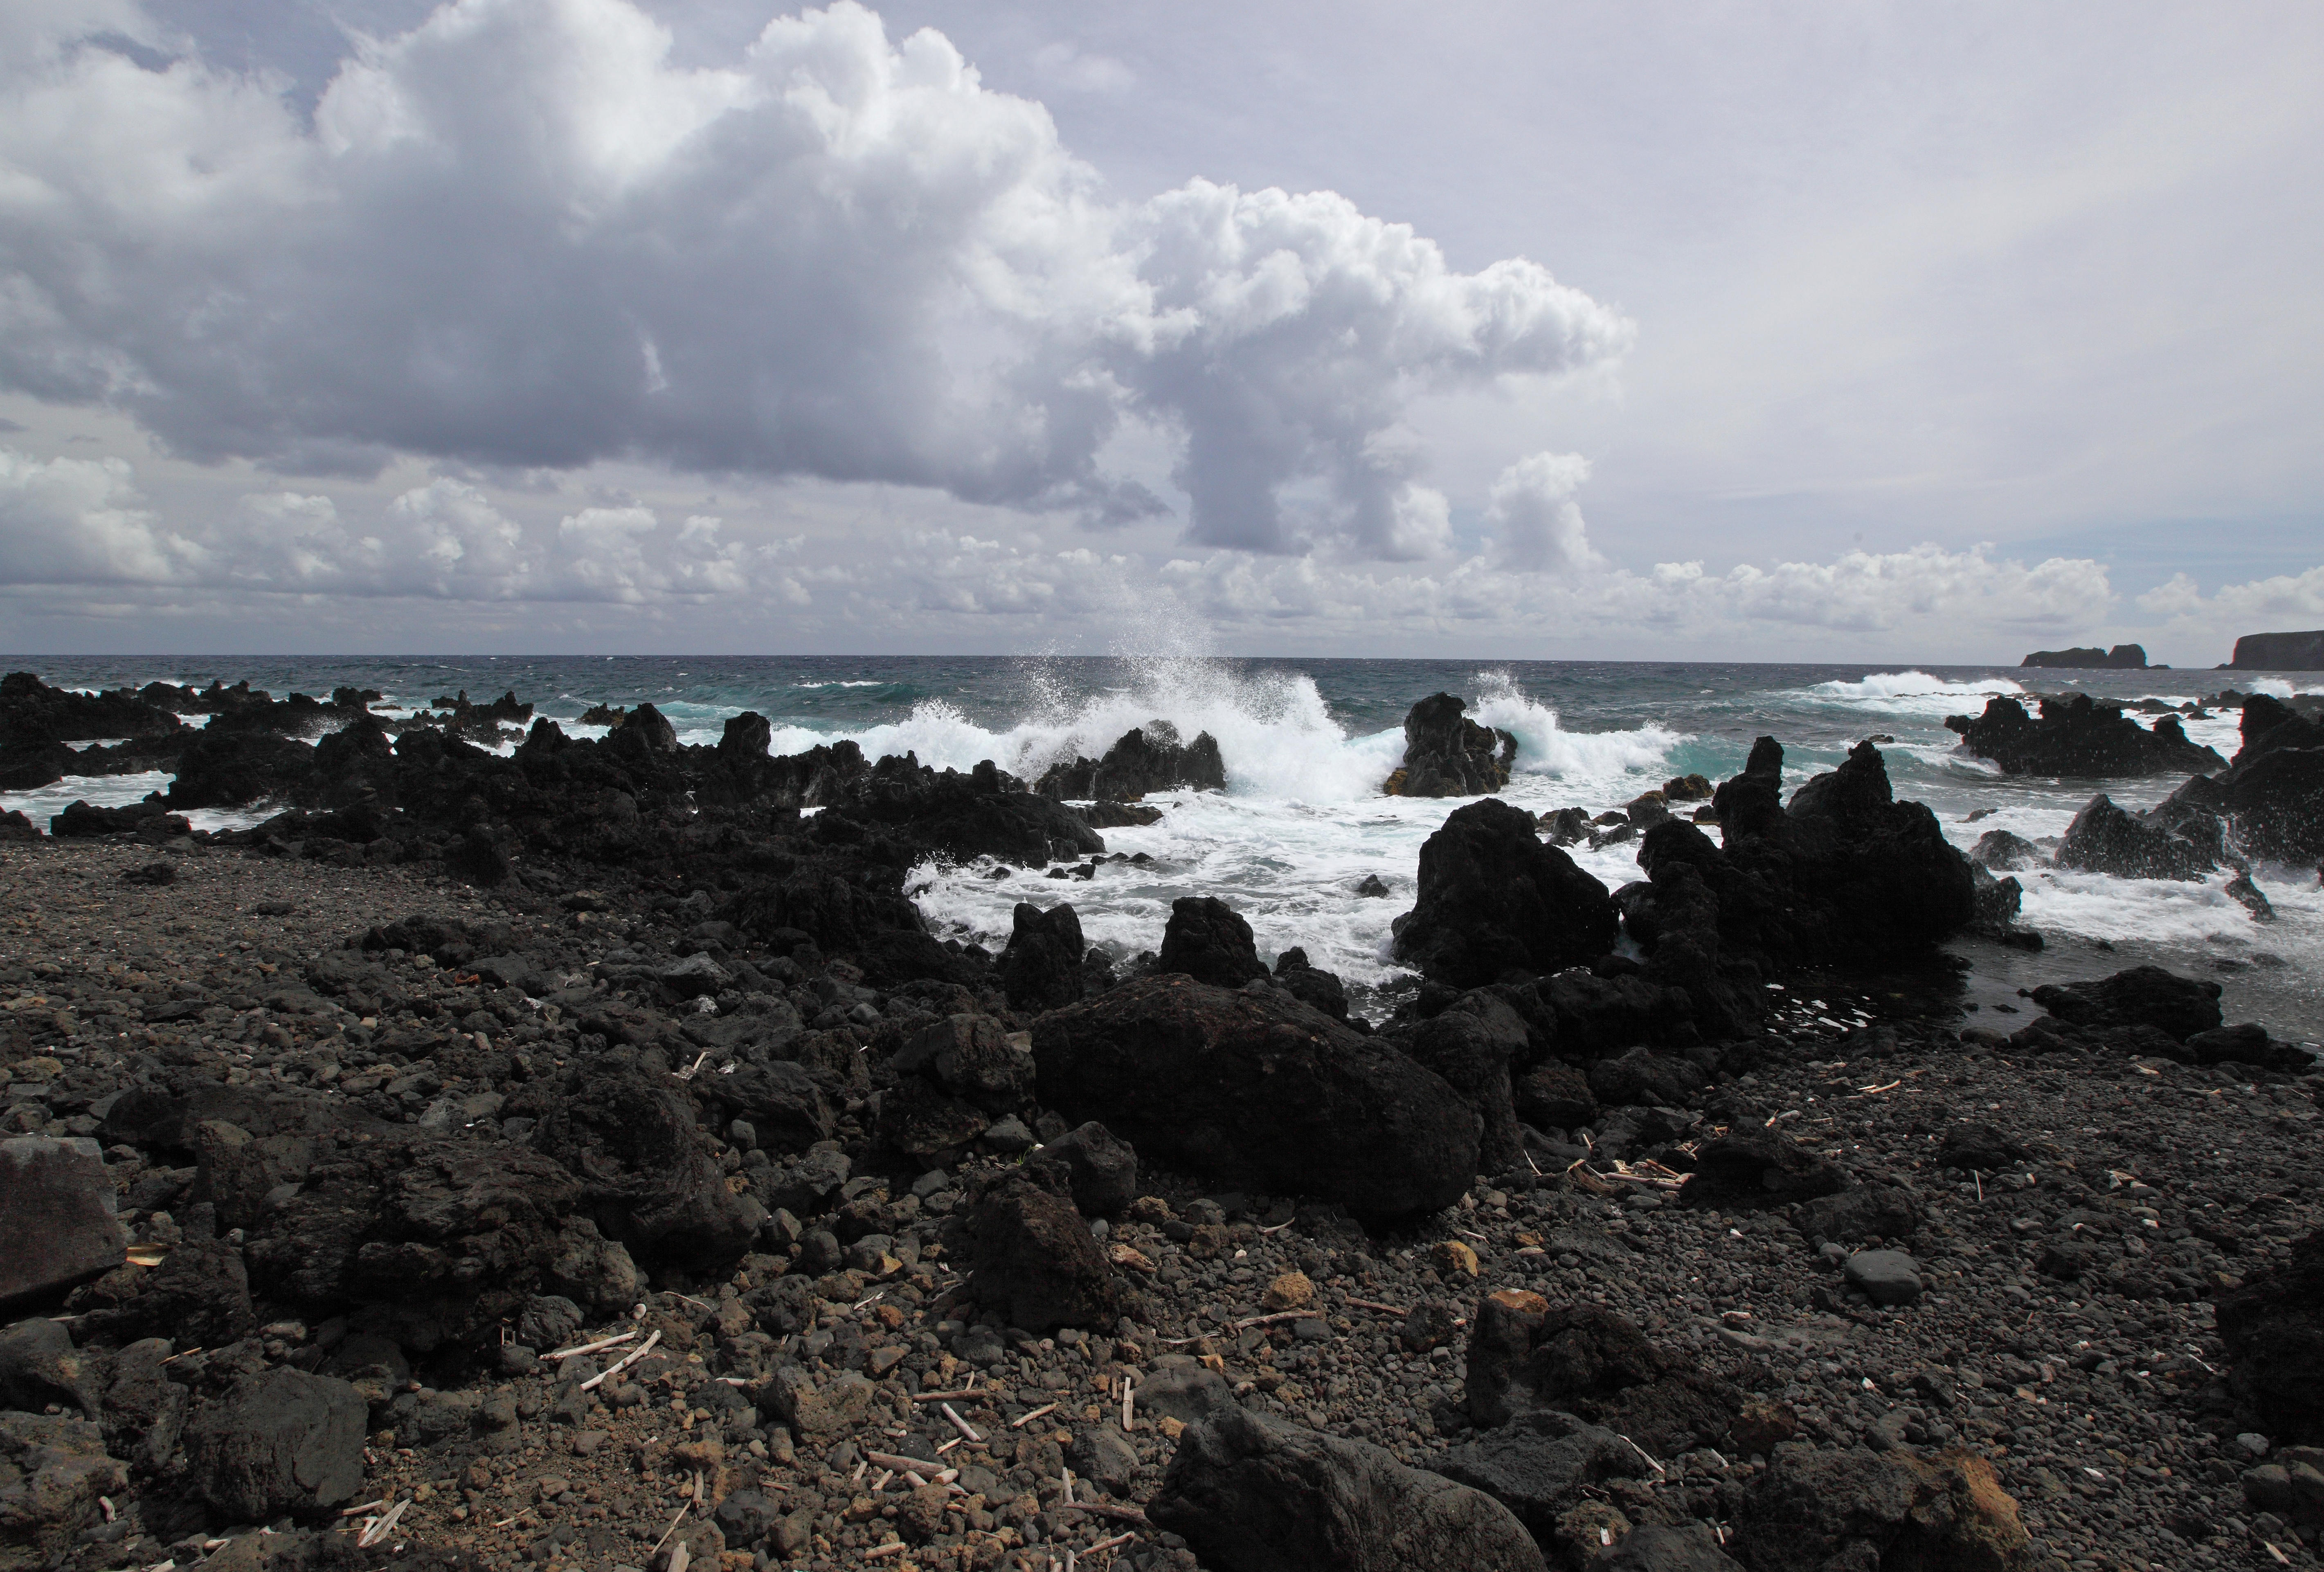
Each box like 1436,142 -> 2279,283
4,671 -> 2324,1572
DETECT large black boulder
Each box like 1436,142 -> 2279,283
1945,693 -> 2223,776
184,1367 -> 368,1521
1391,800 -> 1618,989
1463,1291 -> 1737,1455
997,901 -> 1087,1011
524,1056 -> 765,1266
1641,739 -> 1975,997
1157,896 -> 1269,988
1150,1404 -> 1549,1572
699,1061 -> 834,1155
1035,1122 -> 1139,1215
2218,1227 -> 2324,1443
1772,740 -> 1978,963
967,1173 -> 1120,1332
1395,993 -> 1532,1175
1270,947 -> 1350,1020
81,1234 -> 255,1347
844,756 -> 1105,865
2027,965 -> 2223,1042
1678,1131 -> 1850,1209
229,1131 -> 590,1351
1731,1445 -> 2032,1572
1032,975 -> 1480,1225
1384,693 -> 1516,797
1624,832 -> 1758,1040
164,729 -> 316,809
2055,793 -> 2220,878
1438,1410 -> 1658,1548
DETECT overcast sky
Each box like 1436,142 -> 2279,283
1,0 -> 2319,662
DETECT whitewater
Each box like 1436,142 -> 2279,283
5,654 -> 2319,1037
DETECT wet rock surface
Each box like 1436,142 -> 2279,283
1947,693 -> 2226,777
1384,693 -> 1519,799
1034,725 -> 1226,803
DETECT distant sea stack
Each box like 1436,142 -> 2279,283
2021,644 -> 2148,670
2227,630 -> 2324,670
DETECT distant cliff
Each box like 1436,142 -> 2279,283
2022,644 -> 2148,670
2227,630 -> 2324,670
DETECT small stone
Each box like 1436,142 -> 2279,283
1262,1272 -> 1316,1311
1432,1240 -> 1481,1278
1842,1249 -> 1923,1307
571,1430 -> 607,1456
982,1115 -> 1036,1153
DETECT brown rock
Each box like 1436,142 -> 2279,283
1433,1241 -> 1482,1278
1262,1272 -> 1316,1311
1731,1399 -> 1798,1457
898,1482 -> 950,1543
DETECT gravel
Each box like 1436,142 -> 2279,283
6,833 -> 2323,1572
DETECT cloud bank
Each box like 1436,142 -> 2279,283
0,448 -> 781,604
0,0 -> 1628,559
4,437 -> 2144,657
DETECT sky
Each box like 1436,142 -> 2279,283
0,0 -> 2320,662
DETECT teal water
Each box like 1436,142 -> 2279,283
7,655 -> 2319,1037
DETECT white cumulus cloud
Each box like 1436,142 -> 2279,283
0,0 -> 1629,561
0,448 -> 205,583
1485,451 -> 1600,573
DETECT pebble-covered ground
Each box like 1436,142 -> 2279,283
7,836 -> 2321,1572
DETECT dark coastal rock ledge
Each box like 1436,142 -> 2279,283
0,667 -> 2320,1572
1944,692 -> 2324,913
2022,644 -> 2151,670
2228,631 -> 2324,671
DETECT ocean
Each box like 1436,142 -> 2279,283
7,654 -> 2320,1040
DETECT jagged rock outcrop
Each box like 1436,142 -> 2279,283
997,901 -> 1087,1011
2055,793 -> 2223,879
2151,694 -> 2324,864
1944,694 -> 2223,777
1384,693 -> 1516,797
1156,896 -> 1269,988
1390,800 -> 1618,989
0,671 -> 184,745
1035,723 -> 1226,800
